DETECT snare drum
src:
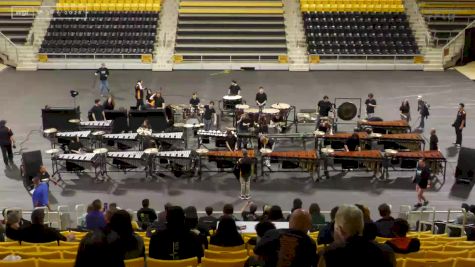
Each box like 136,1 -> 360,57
271,103 -> 291,122
223,95 -> 242,110
262,108 -> 280,122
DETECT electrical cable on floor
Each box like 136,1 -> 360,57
13,127 -> 43,156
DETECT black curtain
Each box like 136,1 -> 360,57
462,27 -> 475,64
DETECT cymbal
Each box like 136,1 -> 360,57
45,148 -> 60,154
271,103 -> 290,109
260,148 -> 272,154
195,148 -> 209,155
184,124 -> 194,128
68,119 -> 80,124
314,130 -> 325,136
43,128 -> 57,134
92,131 -> 105,136
173,123 -> 185,128
144,148 -> 158,154
321,148 -> 334,154
369,133 -> 383,138
93,148 -> 108,154
384,149 -> 398,155
225,127 -> 236,131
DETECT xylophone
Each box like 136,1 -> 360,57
266,150 -> 317,160
107,151 -> 146,170
152,132 -> 184,140
358,120 -> 411,134
329,150 -> 383,173
156,150 -> 192,159
262,150 -> 318,180
387,150 -> 447,182
53,153 -> 104,180
197,130 -> 227,138
374,133 -> 424,151
79,120 -> 113,131
56,131 -> 91,139
206,150 -> 256,159
103,133 -> 139,149
56,153 -> 98,162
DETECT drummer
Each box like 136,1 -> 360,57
258,134 -> 274,151
153,91 -> 165,109
317,120 -> 332,134
68,137 -> 83,154
344,133 -> 361,152
203,101 -> 217,131
225,130 -> 237,151
255,87 -> 267,111
189,92 -> 200,109
237,113 -> 252,149
257,117 -> 269,134
316,96 -> 333,129
228,80 -> 241,96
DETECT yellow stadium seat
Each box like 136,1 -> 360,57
16,251 -> 62,259
37,259 -> 75,267
396,258 -> 404,267
436,236 -> 467,242
444,245 -> 475,251
124,257 -> 145,267
454,258 -> 475,267
39,246 -> 77,253
201,257 -> 249,267
471,251 -> 475,258
59,241 -> 80,247
446,241 -> 475,246
61,251 -> 77,259
404,258 -> 454,267
396,251 -> 426,259
0,242 -> 20,247
0,258 -> 36,267
0,251 -> 13,259
146,257 -> 199,267
425,250 -> 469,259
116,3 -> 124,11
4,246 -> 38,253
207,245 -> 246,251
420,245 -> 443,251
204,250 -> 248,259
21,241 -> 59,247
138,3 -> 146,10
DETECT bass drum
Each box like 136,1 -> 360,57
337,102 -> 358,121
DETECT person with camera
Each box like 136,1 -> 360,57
0,120 -> 15,168
417,96 -> 430,130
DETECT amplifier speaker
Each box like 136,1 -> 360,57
105,110 -> 128,133
129,110 -> 168,132
42,107 -> 80,131
455,147 -> 475,183
21,150 -> 43,190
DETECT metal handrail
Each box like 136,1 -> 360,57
408,0 -> 433,48
0,32 -> 19,64
441,20 -> 475,67
442,20 -> 475,51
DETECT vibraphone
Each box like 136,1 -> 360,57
152,132 -> 185,148
374,133 -> 425,151
103,133 -> 139,149
79,120 -> 113,132
384,150 -> 447,183
317,132 -> 369,150
327,150 -> 383,176
358,120 -> 411,134
107,151 -> 147,172
56,131 -> 92,148
200,150 -> 257,179
52,153 -> 104,181
154,150 -> 197,177
197,130 -> 227,148
261,150 -> 318,181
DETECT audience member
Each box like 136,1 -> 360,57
19,209 -> 69,243
287,198 -> 303,220
241,201 -> 259,221
31,177 -> 50,209
268,205 -> 285,222
375,203 -> 395,238
318,206 -> 338,245
318,205 -> 392,267
258,205 -> 271,221
221,203 -> 237,220
137,199 -> 157,231
4,210 -> 31,241
309,203 -> 326,231
210,216 -> 244,247
355,204 -> 378,241
149,206 -> 203,260
456,203 -> 475,225
198,206 -> 218,231
0,222 -> 4,242
184,206 -> 209,249
108,210 -> 145,259
75,229 -> 125,267
385,219 -> 420,254
86,199 -> 106,230
247,221 -> 276,246
254,209 -> 317,267
157,202 -> 172,228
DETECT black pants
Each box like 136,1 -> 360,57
136,99 -> 144,110
455,127 -> 463,145
1,144 -> 13,165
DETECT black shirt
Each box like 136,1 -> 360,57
37,171 -> 50,182
229,84 -> 241,95
0,126 -> 13,145
256,93 -> 267,105
90,105 -> 105,121
239,157 -> 253,179
226,134 -> 237,150
19,224 -> 67,243
254,229 -> 318,267
149,228 -> 204,260
154,96 -> 165,108
454,110 -> 466,128
204,105 -> 216,120
198,215 -> 218,231
375,217 -> 395,238
137,208 -> 158,225
365,99 -> 376,113
430,135 -> 438,150
242,211 -> 258,221
210,233 -> 244,247
103,100 -> 114,110
415,165 -> 430,188
318,100 -> 333,116
346,137 -> 360,151
238,118 -> 252,132
189,97 -> 200,107
95,67 -> 109,81
400,103 -> 410,113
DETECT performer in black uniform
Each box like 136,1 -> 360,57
103,95 -> 115,110
255,87 -> 267,111
238,149 -> 253,200
225,130 -> 237,151
429,129 -> 438,151
89,99 -> 105,121
135,80 -> 145,110
413,159 -> 431,208
228,80 -> 241,96
316,96 -> 333,129
0,120 -> 15,168
344,133 -> 360,152
189,92 -> 200,108
452,103 -> 466,147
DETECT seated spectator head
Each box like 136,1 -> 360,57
462,203 -> 470,212
166,206 -> 185,232
330,206 -> 339,222
263,205 -> 271,216
469,205 -> 475,214
223,204 -> 234,216
205,206 -> 213,216
92,199 -> 102,211
291,198 -> 303,213
255,221 -> 276,243
109,203 -> 118,211
86,205 -> 93,214
6,211 -> 21,228
142,199 -> 150,208
289,209 -> 312,233
356,204 -> 377,240
355,204 -> 372,223
378,203 -> 391,218
184,206 -> 199,230
32,176 -> 40,186
309,203 -> 322,217
109,210 -> 133,239
215,216 -> 241,240
391,218 -> 410,238
268,205 -> 284,221
164,202 -> 172,212
31,209 -> 45,225
249,203 -> 258,214
334,205 -> 364,243
105,209 -> 116,224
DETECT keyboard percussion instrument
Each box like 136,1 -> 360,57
358,119 -> 411,134
222,95 -> 243,110
51,152 -> 105,181
329,150 -> 383,174
56,131 -> 91,139
79,120 -> 113,131
271,103 -> 291,122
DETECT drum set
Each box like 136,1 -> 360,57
231,101 -> 293,132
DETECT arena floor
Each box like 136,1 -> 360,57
1,68 -> 474,216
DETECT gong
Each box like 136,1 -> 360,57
337,102 -> 358,121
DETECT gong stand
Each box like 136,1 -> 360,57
334,98 -> 362,132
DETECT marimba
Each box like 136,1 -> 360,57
261,150 -> 318,180
200,150 -> 257,179
358,120 -> 411,134
79,120 -> 113,132
374,133 -> 425,151
317,132 -> 368,150
328,150 -> 383,174
386,150 -> 447,182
